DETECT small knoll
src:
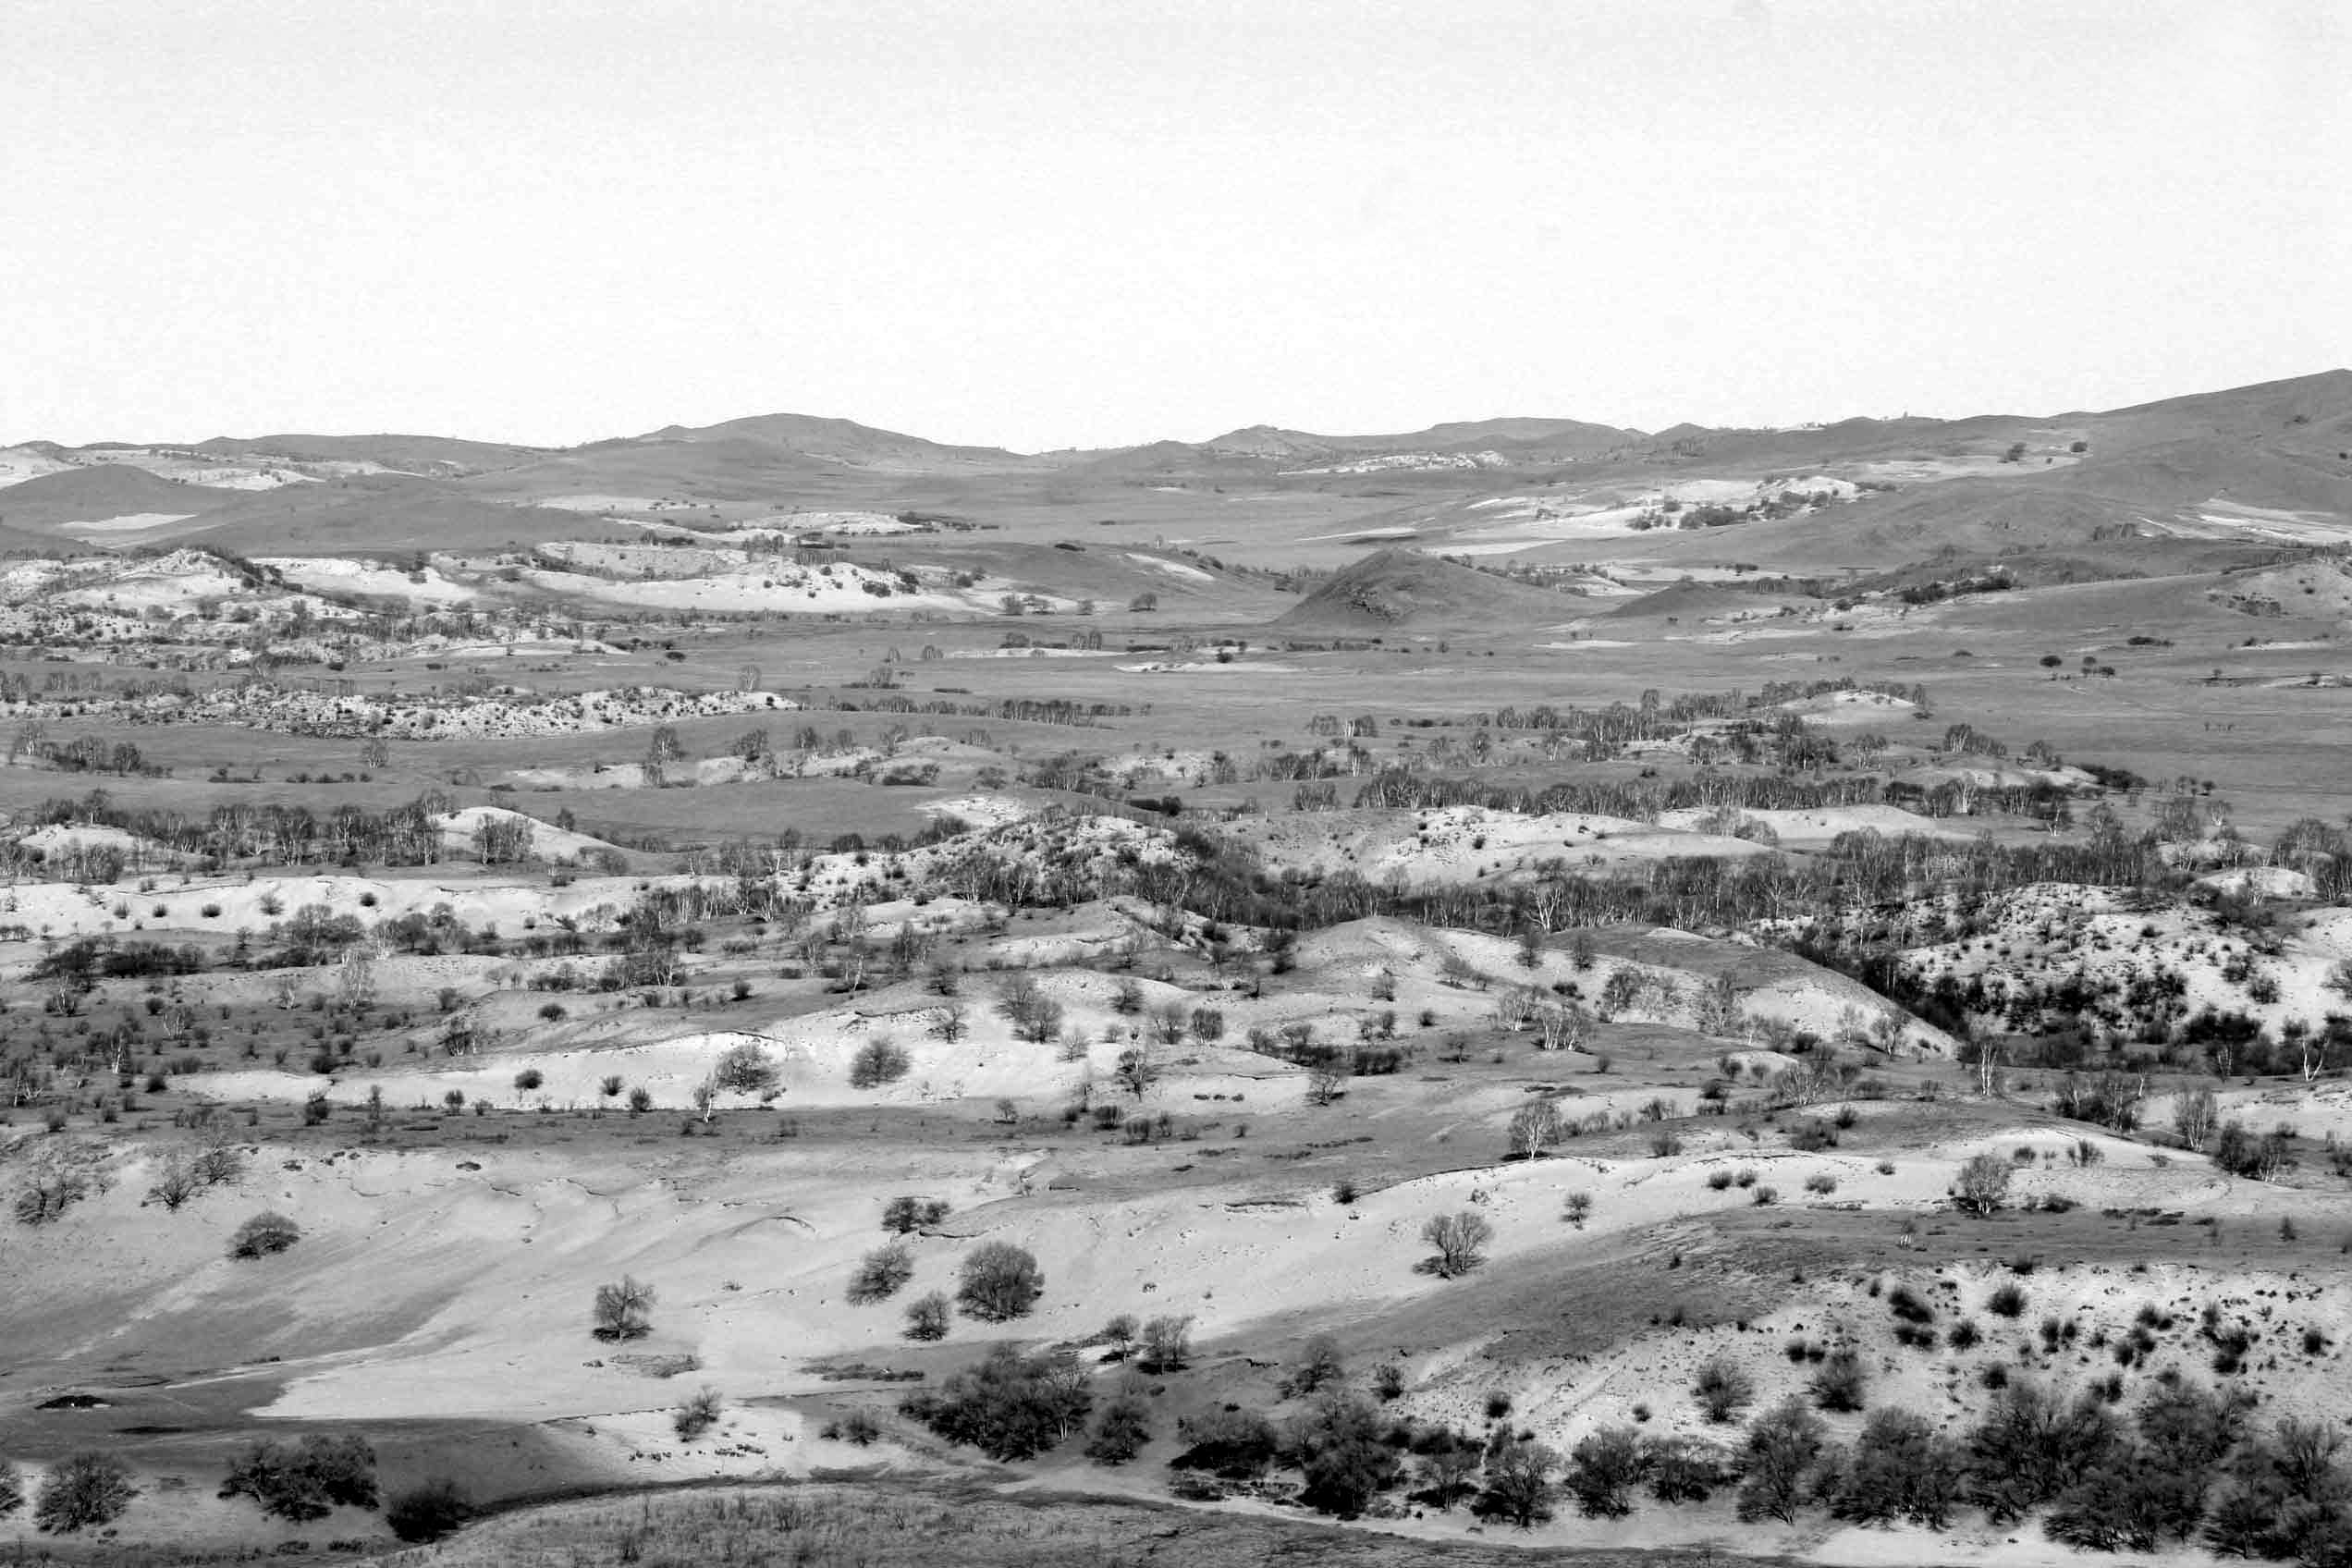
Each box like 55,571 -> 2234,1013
1274,547 -> 1574,632
1595,579 -> 1818,623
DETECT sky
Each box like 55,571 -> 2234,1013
6,0 -> 2346,451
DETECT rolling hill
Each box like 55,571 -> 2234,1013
166,473 -> 600,555
0,463 -> 239,537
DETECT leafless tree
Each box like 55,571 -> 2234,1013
1421,1211 -> 1494,1277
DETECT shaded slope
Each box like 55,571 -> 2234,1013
181,474 -> 597,554
0,463 -> 239,533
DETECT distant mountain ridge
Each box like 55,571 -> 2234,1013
3,370 -> 2343,564
10,367 -> 2345,476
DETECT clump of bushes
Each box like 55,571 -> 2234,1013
384,1477 -> 470,1542
219,1434 -> 377,1521
228,1210 -> 301,1258
899,1346 -> 1092,1461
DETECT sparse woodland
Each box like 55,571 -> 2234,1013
7,379 -> 2352,1565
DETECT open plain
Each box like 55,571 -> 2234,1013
6,374 -> 2352,1567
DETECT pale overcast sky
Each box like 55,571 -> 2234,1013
6,0 -> 2345,450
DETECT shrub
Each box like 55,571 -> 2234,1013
957,1242 -> 1043,1321
849,1038 -> 913,1089
1810,1348 -> 1868,1412
33,1452 -> 135,1534
1562,1191 -> 1595,1228
592,1275 -> 655,1341
384,1477 -> 470,1542
1694,1356 -> 1755,1423
1805,1173 -> 1837,1195
1707,1168 -> 1734,1190
1827,1406 -> 1962,1527
1887,1284 -> 1935,1324
1565,1426 -> 1646,1517
1084,1384 -> 1156,1464
228,1210 -> 301,1258
0,1459 -> 18,1520
1988,1281 -> 2029,1317
219,1434 -> 377,1521
673,1386 -> 722,1440
1965,1380 -> 2120,1523
1282,1334 -> 1348,1398
1736,1399 -> 1826,1524
1294,1394 -> 1402,1517
1643,1433 -> 1733,1502
1171,1406 -> 1279,1478
1474,1437 -> 1559,1528
903,1290 -> 952,1341
848,1241 -> 915,1304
